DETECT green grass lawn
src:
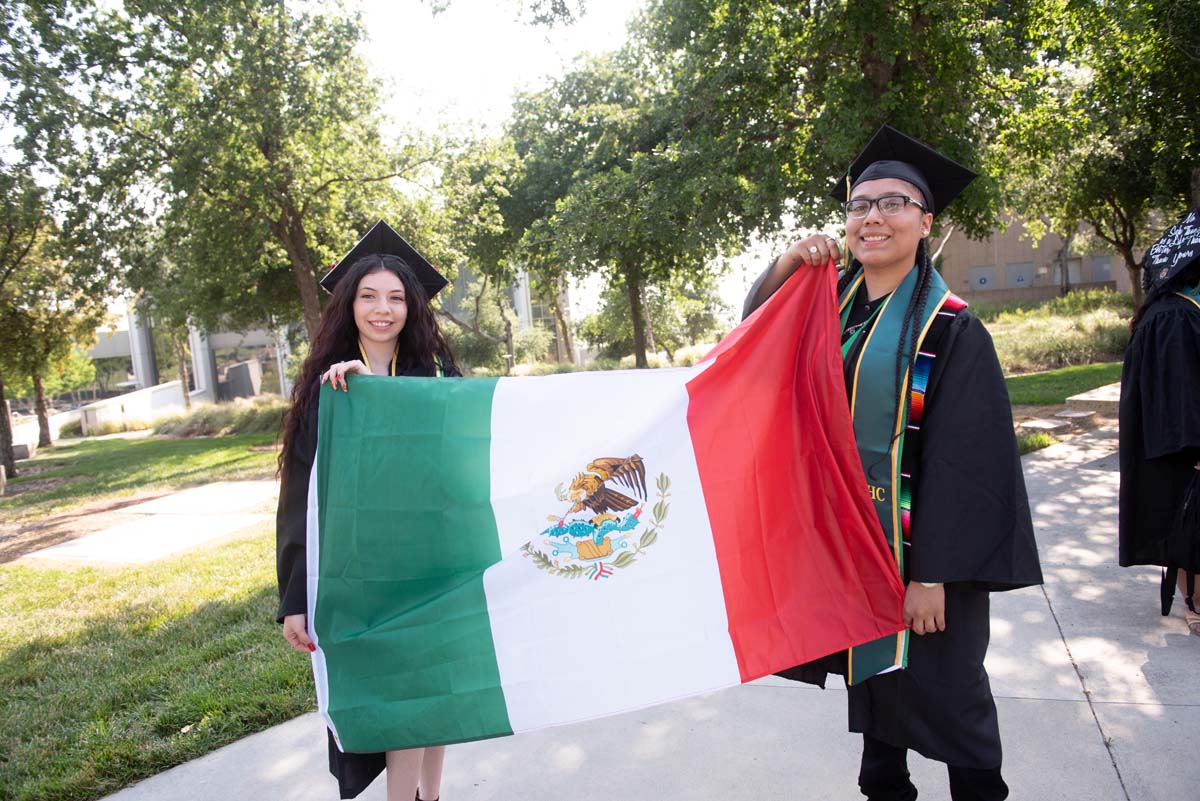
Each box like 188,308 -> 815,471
1,433 -> 279,522
0,527 -> 313,801
1004,362 -> 1123,405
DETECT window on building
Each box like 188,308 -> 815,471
1051,258 -> 1082,286
1092,254 -> 1113,282
1005,262 -> 1035,289
968,265 -> 999,291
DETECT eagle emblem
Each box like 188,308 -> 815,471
566,455 -> 648,519
521,454 -> 671,580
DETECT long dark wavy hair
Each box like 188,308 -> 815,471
837,238 -> 936,480
278,254 -> 459,476
1130,261 -> 1200,331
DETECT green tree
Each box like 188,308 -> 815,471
504,50 -> 745,368
4,0 -> 435,339
493,2 -> 1043,369
1005,0 -> 1200,304
6,347 -> 98,405
578,273 -> 728,361
439,277 -> 519,374
92,356 -> 132,396
0,165 -> 51,476
642,0 -> 1045,238
438,136 -> 515,356
0,228 -> 106,448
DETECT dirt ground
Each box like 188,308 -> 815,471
1010,403 -> 1117,429
0,491 -> 172,564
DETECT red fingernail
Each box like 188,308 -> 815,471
307,643 -> 316,652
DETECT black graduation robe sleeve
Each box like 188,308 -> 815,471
276,397 -> 318,623
908,312 -> 1043,591
742,259 -> 780,320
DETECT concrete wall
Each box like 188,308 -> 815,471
78,381 -> 189,435
10,409 -> 81,449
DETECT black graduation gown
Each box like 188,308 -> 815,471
745,271 -> 1042,769
1118,293 -> 1200,568
276,361 -> 461,800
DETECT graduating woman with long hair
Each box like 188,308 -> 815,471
276,222 -> 460,801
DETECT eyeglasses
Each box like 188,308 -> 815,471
843,194 -> 926,219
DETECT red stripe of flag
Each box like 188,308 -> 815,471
686,264 -> 906,681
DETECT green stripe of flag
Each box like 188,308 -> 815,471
314,376 -> 514,749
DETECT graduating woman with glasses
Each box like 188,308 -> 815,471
743,127 -> 1042,801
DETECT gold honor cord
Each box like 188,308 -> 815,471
357,339 -> 398,376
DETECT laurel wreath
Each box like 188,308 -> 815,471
523,472 -> 671,579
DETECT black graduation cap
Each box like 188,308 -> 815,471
1143,207 -> 1200,292
319,220 -> 449,297
829,125 -> 978,216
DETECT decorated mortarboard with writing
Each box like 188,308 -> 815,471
319,219 -> 448,297
1143,207 -> 1200,292
829,125 -> 978,216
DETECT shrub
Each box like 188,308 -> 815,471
671,342 -> 718,366
58,419 -> 83,438
618,353 -> 671,369
580,357 -> 619,371
155,397 -> 287,438
83,419 -> 153,436
983,289 -> 1133,374
511,362 -> 581,377
1017,432 -> 1057,455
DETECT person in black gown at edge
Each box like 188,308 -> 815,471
1118,214 -> 1200,635
276,220 -> 462,801
742,126 -> 1043,801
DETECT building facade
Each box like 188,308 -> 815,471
932,218 -> 1134,304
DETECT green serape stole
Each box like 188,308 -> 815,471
837,265 -> 958,685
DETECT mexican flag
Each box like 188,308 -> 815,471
306,266 -> 905,753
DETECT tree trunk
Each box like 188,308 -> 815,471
276,212 -> 323,340
177,335 -> 192,411
641,287 -> 657,359
32,367 -> 51,448
0,369 -> 16,478
554,277 -> 575,363
495,292 -> 515,376
930,225 -> 956,264
1191,166 -> 1200,208
1058,232 -> 1075,297
1122,249 -> 1144,307
625,265 -> 648,368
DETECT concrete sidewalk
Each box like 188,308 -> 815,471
99,424 -> 1198,801
23,481 -> 276,564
